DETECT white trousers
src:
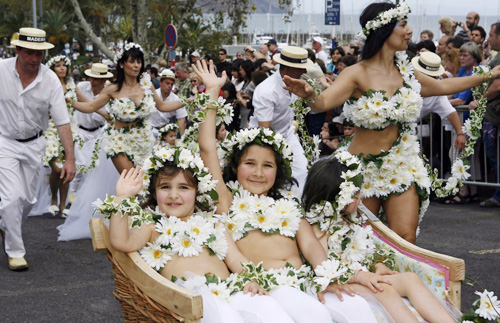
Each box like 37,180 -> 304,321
0,135 -> 45,258
323,292 -> 379,323
231,292 -> 294,323
286,133 -> 308,195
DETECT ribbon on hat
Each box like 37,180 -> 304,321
280,53 -> 308,64
19,35 -> 46,43
418,59 -> 440,72
90,70 -> 109,75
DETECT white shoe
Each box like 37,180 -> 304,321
48,205 -> 59,216
61,209 -> 70,219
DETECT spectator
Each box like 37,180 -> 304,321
437,36 -> 451,55
190,50 -> 201,65
174,62 -> 191,98
318,121 -> 339,157
417,40 -> 436,53
236,51 -> 244,60
420,29 -> 434,41
470,26 -> 486,45
189,72 -> 205,94
235,60 -> 256,128
456,12 -> 480,43
230,59 -> 244,91
266,39 -> 280,62
446,36 -> 466,53
312,36 -> 328,63
149,66 -> 160,89
216,48 -> 232,77
221,82 -> 240,132
326,46 -> 345,75
259,44 -> 269,57
439,16 -> 457,37
336,55 -> 357,74
442,48 -> 461,78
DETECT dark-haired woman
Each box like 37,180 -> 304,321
236,60 -> 256,129
71,43 -> 183,173
326,47 -> 345,76
284,1 -> 500,243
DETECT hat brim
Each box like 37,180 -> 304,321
411,56 -> 445,77
11,40 -> 54,50
84,69 -> 113,78
274,53 -> 314,69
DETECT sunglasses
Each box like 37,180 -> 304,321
218,53 -> 225,55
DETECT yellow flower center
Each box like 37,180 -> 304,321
258,216 -> 265,223
390,179 -> 396,184
193,228 -> 200,234
183,239 -> 190,247
239,203 -> 246,210
364,184 -> 370,189
228,224 -> 234,230
154,250 -> 161,259
282,221 -> 287,227
167,229 -> 171,235
213,291 -> 219,296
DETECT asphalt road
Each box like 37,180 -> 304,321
0,195 -> 499,322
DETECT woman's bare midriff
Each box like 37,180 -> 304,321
236,230 -> 303,270
114,119 -> 143,130
161,248 -> 231,280
348,125 -> 399,156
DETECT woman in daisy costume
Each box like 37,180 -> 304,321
102,147 -> 295,323
195,60 -> 381,323
71,43 -> 184,173
44,55 -> 80,216
283,1 -> 500,244
302,156 -> 458,323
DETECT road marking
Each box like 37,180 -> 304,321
469,249 -> 500,255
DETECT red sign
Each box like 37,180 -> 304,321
165,25 -> 177,50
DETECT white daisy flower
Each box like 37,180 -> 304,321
155,216 -> 180,245
186,215 -> 213,242
474,290 -> 500,320
171,233 -> 203,257
451,159 -> 471,181
139,241 -> 172,271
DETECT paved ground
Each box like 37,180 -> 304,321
0,193 -> 499,322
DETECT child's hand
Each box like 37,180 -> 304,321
355,271 -> 392,293
317,282 -> 359,303
191,60 -> 226,91
374,263 -> 398,276
242,280 -> 268,296
116,166 -> 144,200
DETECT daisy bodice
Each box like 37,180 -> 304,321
343,51 -> 423,130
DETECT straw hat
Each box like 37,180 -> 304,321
159,69 -> 176,80
10,27 -> 54,50
84,63 -> 113,78
411,51 -> 445,77
274,46 -> 314,69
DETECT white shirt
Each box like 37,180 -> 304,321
316,50 -> 328,63
150,88 -> 187,128
75,81 -> 106,129
419,96 -> 455,120
0,57 -> 69,139
249,71 -> 296,139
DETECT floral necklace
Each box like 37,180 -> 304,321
218,181 -> 304,241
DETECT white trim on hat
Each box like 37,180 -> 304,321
11,27 -> 54,50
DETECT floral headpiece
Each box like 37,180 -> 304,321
46,55 -> 71,68
357,2 -> 411,44
220,127 -> 294,178
305,149 -> 363,228
140,146 -> 218,211
158,123 -> 179,139
114,42 -> 144,64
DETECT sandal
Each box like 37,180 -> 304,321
61,209 -> 70,219
466,194 -> 479,204
444,193 -> 468,205
48,205 -> 59,216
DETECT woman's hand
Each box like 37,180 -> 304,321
374,263 -> 398,276
354,271 -> 392,293
242,280 -> 268,296
191,60 -> 226,92
282,75 -> 314,98
116,166 -> 144,200
317,282 -> 358,303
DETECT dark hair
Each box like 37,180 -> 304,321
150,66 -> 158,77
302,158 -> 347,212
221,81 -> 237,102
350,46 -> 360,57
316,59 -> 326,73
340,54 -> 357,67
420,29 -> 434,40
49,58 -> 70,83
492,22 -> 500,36
222,142 -> 297,199
142,163 -> 209,212
447,37 -> 465,50
115,47 -> 145,91
254,58 -> 268,70
239,60 -> 255,82
219,48 -> 227,55
359,2 -> 398,60
407,43 -> 418,56
329,46 -> 345,60
471,26 -> 486,40
251,70 -> 268,86
417,40 -> 436,53
306,48 -> 316,62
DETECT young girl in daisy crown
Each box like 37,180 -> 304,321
302,155 -> 459,323
102,147 -> 297,323
195,59 -> 385,323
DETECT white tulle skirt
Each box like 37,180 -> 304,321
57,147 -> 120,241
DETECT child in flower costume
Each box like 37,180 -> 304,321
302,155 -> 459,323
99,146 -> 295,323
195,60 -> 381,322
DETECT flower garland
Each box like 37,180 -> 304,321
158,123 -> 179,140
219,127 -> 294,178
108,73 -> 156,122
357,2 -> 411,45
180,93 -> 234,127
428,65 -> 492,197
290,79 -> 322,168
76,138 -> 102,174
218,181 -> 303,241
114,42 -> 144,64
46,55 -> 71,68
140,146 -> 219,211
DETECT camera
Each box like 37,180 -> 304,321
456,22 -> 463,27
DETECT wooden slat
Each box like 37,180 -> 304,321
89,218 -> 107,252
91,218 -> 203,320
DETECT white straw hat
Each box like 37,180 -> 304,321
84,63 -> 113,78
159,69 -> 176,80
411,51 -> 445,77
11,27 -> 54,50
274,46 -> 314,69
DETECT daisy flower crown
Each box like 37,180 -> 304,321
305,149 -> 363,227
140,146 -> 219,211
114,42 -> 144,64
46,55 -> 71,68
220,127 -> 294,178
357,2 -> 411,44
158,123 -> 179,139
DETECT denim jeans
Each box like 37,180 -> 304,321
482,119 -> 500,201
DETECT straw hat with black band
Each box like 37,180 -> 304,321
411,51 -> 445,77
11,27 -> 54,50
84,63 -> 113,79
158,69 -> 176,80
273,46 -> 315,69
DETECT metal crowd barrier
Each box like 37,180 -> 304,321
418,105 -> 500,188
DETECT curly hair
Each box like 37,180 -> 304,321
443,48 -> 461,76
438,16 -> 457,36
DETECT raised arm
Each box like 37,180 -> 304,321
72,84 -> 113,113
417,65 -> 500,97
192,60 -> 234,213
109,166 -> 154,252
152,88 -> 184,112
